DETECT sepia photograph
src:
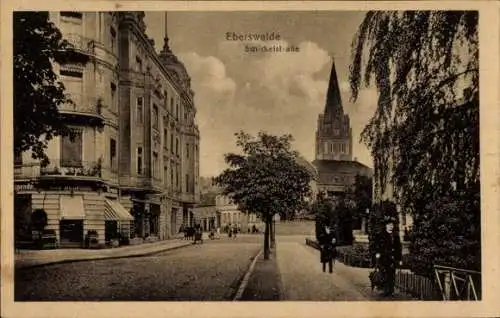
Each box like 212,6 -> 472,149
2,2 -> 499,317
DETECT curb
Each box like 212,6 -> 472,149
233,249 -> 263,301
15,242 -> 194,270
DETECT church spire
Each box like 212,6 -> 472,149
324,56 -> 343,115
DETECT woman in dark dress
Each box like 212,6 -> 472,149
318,225 -> 337,273
374,217 -> 402,297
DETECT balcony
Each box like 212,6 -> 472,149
59,94 -> 105,126
62,34 -> 118,66
14,159 -> 105,183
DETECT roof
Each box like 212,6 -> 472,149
295,156 -> 318,178
324,57 -> 344,115
312,159 -> 373,176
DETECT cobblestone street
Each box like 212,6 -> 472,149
15,237 -> 261,301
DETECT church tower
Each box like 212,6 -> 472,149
315,57 -> 353,161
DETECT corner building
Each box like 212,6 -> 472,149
13,11 -> 200,247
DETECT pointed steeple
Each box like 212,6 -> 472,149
324,56 -> 343,115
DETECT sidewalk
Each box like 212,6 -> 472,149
275,237 -> 415,301
15,238 -> 193,269
240,249 -> 282,301
300,239 -> 416,301
276,239 -> 367,301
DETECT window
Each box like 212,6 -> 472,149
186,174 -> 189,192
170,97 -> 174,114
61,11 -> 82,19
110,82 -> 116,110
110,138 -> 117,172
175,138 -> 179,156
153,152 -> 158,178
61,129 -> 83,167
14,152 -> 23,165
170,133 -> 174,154
176,169 -> 179,188
170,167 -> 174,188
136,56 -> 143,72
137,147 -> 143,175
186,143 -> 189,158
163,129 -> 168,150
110,26 -> 116,51
152,105 -> 159,129
164,166 -> 168,187
136,97 -> 143,124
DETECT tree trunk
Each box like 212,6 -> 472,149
270,214 -> 275,248
264,216 -> 270,260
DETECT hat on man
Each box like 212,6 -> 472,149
383,216 -> 397,224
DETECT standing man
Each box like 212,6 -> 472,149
375,217 -> 402,297
318,224 -> 337,273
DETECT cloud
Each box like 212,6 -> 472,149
179,39 -> 376,176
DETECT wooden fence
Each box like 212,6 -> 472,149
395,270 -> 442,300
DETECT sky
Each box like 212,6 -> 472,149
143,11 -> 378,177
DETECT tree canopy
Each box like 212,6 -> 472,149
14,12 -> 79,164
349,11 -> 479,274
214,131 -> 312,258
349,10 -> 478,209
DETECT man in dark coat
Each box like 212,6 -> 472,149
317,225 -> 337,273
374,217 -> 402,297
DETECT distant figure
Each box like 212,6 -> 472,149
318,225 -> 337,273
374,217 -> 402,297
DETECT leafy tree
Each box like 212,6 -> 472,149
200,192 -> 217,206
335,195 -> 355,245
312,194 -> 336,240
214,131 -> 312,259
350,11 -> 479,275
14,12 -> 83,164
312,193 -> 354,246
348,174 -> 373,230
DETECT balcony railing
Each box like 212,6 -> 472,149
64,33 -> 92,53
15,159 -> 104,180
60,94 -> 103,115
63,33 -> 118,66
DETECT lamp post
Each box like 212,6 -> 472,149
364,208 -> 370,235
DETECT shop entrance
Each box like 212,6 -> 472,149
59,220 -> 84,247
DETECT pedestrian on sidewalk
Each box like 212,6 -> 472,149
318,224 -> 337,273
374,217 -> 402,297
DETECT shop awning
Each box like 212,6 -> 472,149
105,199 -> 134,221
60,195 -> 85,220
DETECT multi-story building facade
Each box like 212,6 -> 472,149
215,195 -> 263,232
14,11 -> 200,247
118,12 -> 199,241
